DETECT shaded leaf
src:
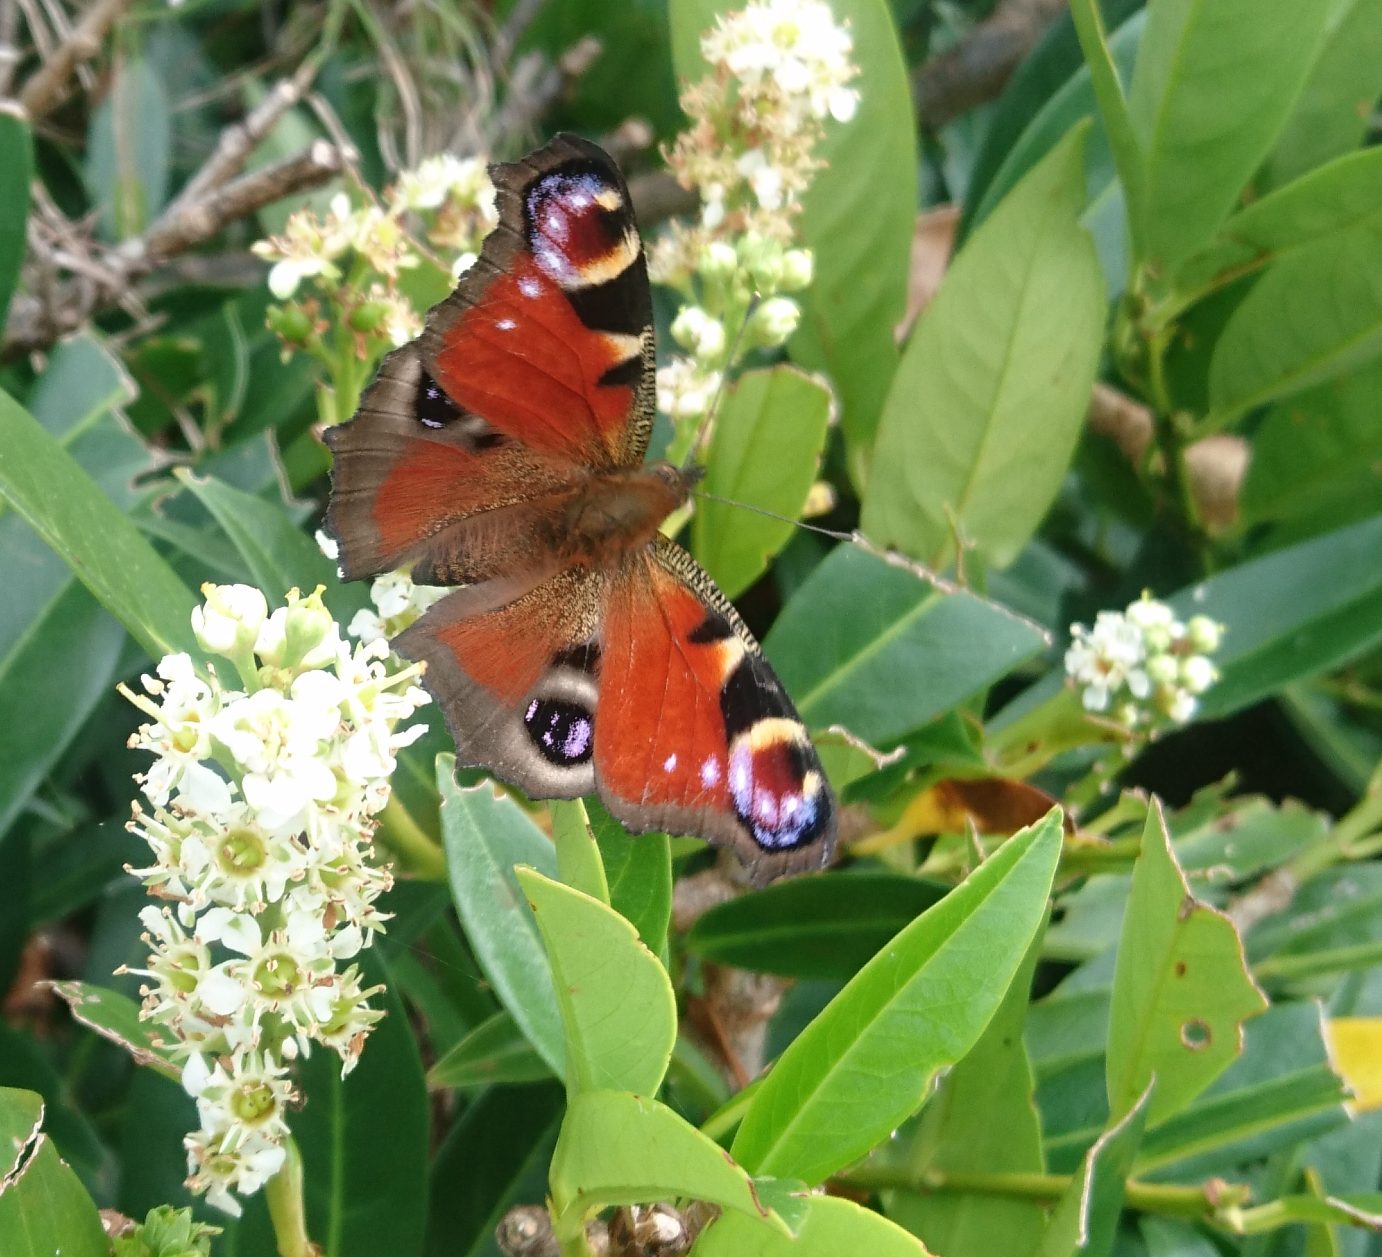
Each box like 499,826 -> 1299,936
86,53 -> 172,239
1208,216 -> 1382,423
586,798 -> 671,956
1036,1085 -> 1152,1257
894,938 -> 1046,1257
1264,0 -> 1382,187
1167,514 -> 1382,718
766,547 -> 1047,746
177,470 -> 345,603
290,949 -> 428,1257
48,981 -> 179,1082
425,1082 -> 564,1257
438,766 -> 563,1073
0,388 -> 197,660
686,872 -> 947,981
428,1010 -> 552,1091
0,112 -> 31,330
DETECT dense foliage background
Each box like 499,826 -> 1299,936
1,1 -> 1380,1255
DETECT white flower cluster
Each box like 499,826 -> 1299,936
1065,594 -> 1223,727
119,584 -> 430,1215
252,154 -> 496,350
315,531 -> 448,645
652,0 -> 858,429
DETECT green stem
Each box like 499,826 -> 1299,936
374,795 -> 446,880
550,1207 -> 596,1257
265,1136 -> 315,1257
841,1166 -> 1250,1222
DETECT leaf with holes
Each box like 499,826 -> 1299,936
1106,801 -> 1267,1127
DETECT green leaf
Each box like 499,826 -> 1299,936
1036,1085 -> 1152,1257
548,1090 -> 783,1232
669,0 -> 917,458
1167,514 -> 1382,718
788,0 -> 917,456
0,1124 -> 108,1257
1134,1001 -> 1349,1177
692,367 -> 830,600
437,764 -> 564,1074
695,1193 -> 932,1255
0,1088 -> 42,1177
290,950 -> 428,1257
686,872 -> 947,981
1181,147 -> 1382,295
1106,801 -> 1267,1127
586,798 -> 671,956
424,1082 -> 564,1257
86,53 -> 172,240
0,388 -> 197,660
898,939 -> 1046,1257
48,981 -> 180,1081
0,110 -> 32,330
550,799 -> 611,906
176,470 -> 343,602
1126,0 -> 1332,269
861,126 -> 1104,570
1208,216 -> 1382,423
1264,0 -> 1382,188
427,1010 -> 552,1090
971,11 -> 1144,232
1067,0 -> 1146,255
515,866 -> 676,1098
765,547 -> 1048,747
1241,362 -> 1382,529
732,810 -> 1063,1185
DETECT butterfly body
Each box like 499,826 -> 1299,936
325,134 -> 835,880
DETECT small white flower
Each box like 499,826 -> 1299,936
193,584 -> 269,658
748,295 -> 801,347
670,306 -> 728,361
1180,655 -> 1217,695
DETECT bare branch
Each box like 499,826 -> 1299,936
914,0 -> 1066,130
17,0 -> 137,123
167,61 -> 319,215
3,139 -> 349,358
142,139 -> 348,258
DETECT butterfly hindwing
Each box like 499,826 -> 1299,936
419,133 -> 656,470
595,539 -> 836,882
395,568 -> 603,801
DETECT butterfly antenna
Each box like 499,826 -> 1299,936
690,488 -> 856,544
677,295 -> 760,477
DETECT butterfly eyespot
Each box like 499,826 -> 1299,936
524,697 -> 595,767
415,371 -> 461,429
726,723 -> 829,854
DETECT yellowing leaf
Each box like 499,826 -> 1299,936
1325,1018 -> 1382,1112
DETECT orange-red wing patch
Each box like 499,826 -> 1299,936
430,260 -> 638,466
596,561 -> 734,816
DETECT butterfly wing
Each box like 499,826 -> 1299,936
395,568 -> 604,801
594,538 -> 836,882
419,132 -> 655,470
325,132 -> 655,583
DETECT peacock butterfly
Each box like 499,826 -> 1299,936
325,133 -> 835,881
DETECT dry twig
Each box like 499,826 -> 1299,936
16,0 -> 136,123
915,0 -> 1067,130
